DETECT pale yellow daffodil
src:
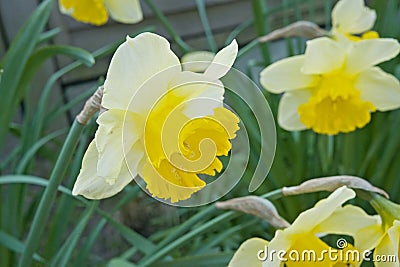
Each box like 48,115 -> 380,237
260,37 -> 400,135
72,32 -> 240,203
331,0 -> 377,40
229,187 -> 372,267
367,195 -> 400,267
59,0 -> 143,25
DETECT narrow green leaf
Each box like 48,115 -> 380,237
0,0 -> 53,151
49,202 -> 98,267
0,230 -> 45,263
108,258 -> 137,267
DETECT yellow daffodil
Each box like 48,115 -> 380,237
59,0 -> 143,25
229,187 -> 379,267
260,37 -> 400,135
229,238 -> 269,267
72,32 -> 240,203
331,0 -> 378,41
368,195 -> 400,267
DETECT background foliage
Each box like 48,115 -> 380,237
0,0 -> 399,266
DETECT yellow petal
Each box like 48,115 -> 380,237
72,141 -> 141,199
315,205 -> 383,251
345,39 -> 400,75
332,0 -> 376,34
260,55 -> 318,93
356,67 -> 400,111
59,0 -> 108,25
103,0 -> 143,24
181,51 -> 215,72
102,33 -> 181,111
228,238 -> 268,267
141,159 -> 206,203
278,89 -> 311,131
204,39 -> 238,80
283,187 -> 355,237
374,226 -> 399,267
302,37 -> 346,74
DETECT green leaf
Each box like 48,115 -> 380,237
17,45 -> 95,102
0,175 -> 72,196
0,0 -> 53,151
0,230 -> 45,263
37,28 -> 62,45
108,258 -> 137,267
154,253 -> 233,267
49,202 -> 97,267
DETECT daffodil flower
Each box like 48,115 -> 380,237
72,32 -> 240,203
331,0 -> 378,41
260,37 -> 400,135
367,195 -> 400,267
229,187 -> 377,267
59,0 -> 143,25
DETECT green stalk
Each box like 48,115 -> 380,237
138,189 -> 282,266
250,0 -> 270,65
143,0 -> 191,54
19,120 -> 85,267
196,0 -> 217,53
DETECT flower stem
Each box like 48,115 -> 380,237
143,0 -> 192,54
250,0 -> 271,65
19,120 -> 85,267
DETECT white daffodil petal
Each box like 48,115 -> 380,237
181,51 -> 215,72
95,109 -> 139,181
302,37 -> 346,74
315,205 -> 383,251
170,71 -> 224,118
228,238 -> 268,267
204,39 -> 238,80
104,0 -> 143,24
102,32 -> 181,111
332,0 -> 375,34
260,55 -> 317,93
72,141 -> 139,199
278,90 -> 310,131
356,67 -> 400,111
387,221 -> 400,261
345,8 -> 376,34
286,187 -> 355,235
346,39 -> 400,75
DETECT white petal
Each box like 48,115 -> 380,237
95,109 -> 139,181
356,67 -> 400,111
181,51 -> 215,72
228,238 -> 268,267
346,39 -> 400,75
104,0 -> 143,24
170,71 -> 224,118
315,205 -> 382,251
204,39 -> 238,80
260,55 -> 318,93
332,0 -> 376,34
72,140 -> 142,199
102,32 -> 181,111
302,37 -> 346,74
285,187 -> 355,235
278,90 -> 311,131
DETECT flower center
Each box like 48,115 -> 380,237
298,72 -> 376,135
142,90 -> 239,202
60,0 -> 108,25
